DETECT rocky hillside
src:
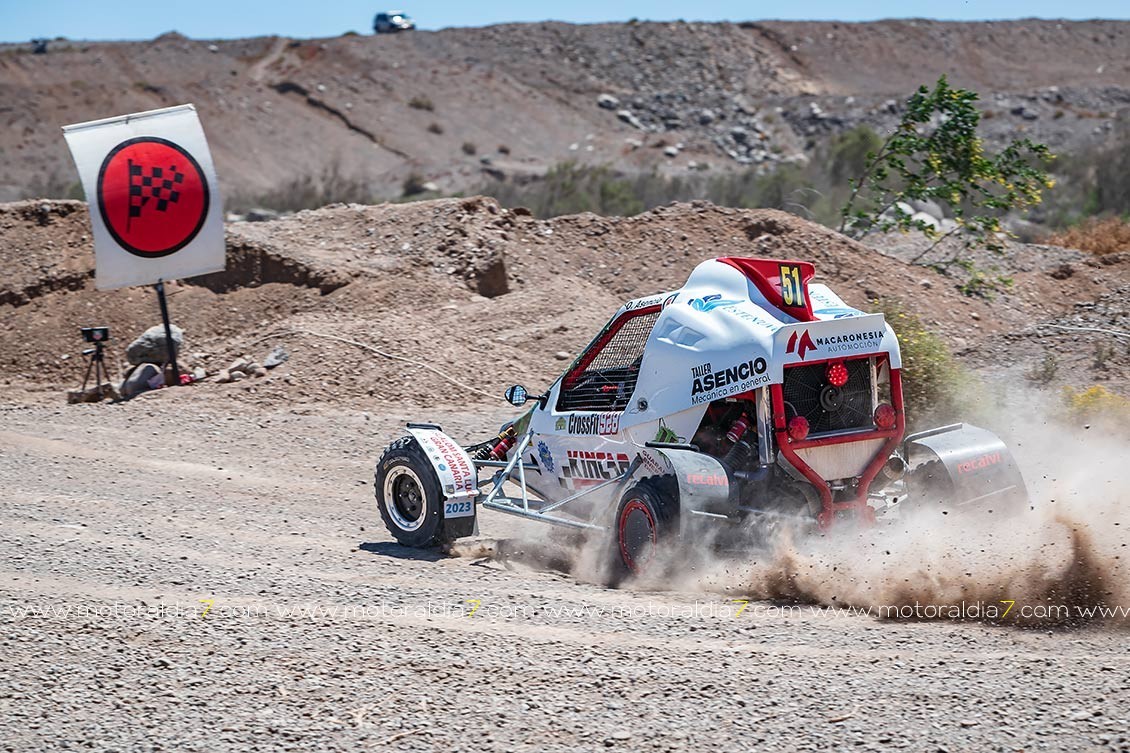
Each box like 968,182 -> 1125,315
1,20 -> 1127,203
2,198 -> 1125,409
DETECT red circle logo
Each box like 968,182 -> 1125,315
96,137 -> 210,258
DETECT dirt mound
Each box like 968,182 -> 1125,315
1,197 -> 1126,410
0,201 -> 92,306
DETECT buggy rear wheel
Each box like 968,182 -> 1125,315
375,437 -> 449,548
611,476 -> 678,579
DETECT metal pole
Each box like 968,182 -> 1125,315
154,280 -> 180,387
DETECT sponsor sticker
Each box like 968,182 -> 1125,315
625,294 -> 665,311
726,307 -> 778,330
957,452 -> 1001,474
563,412 -> 621,436
690,358 -> 770,404
814,307 -> 863,320
422,431 -> 476,494
537,441 -> 555,472
786,328 -> 884,360
686,473 -> 728,486
688,293 -> 740,312
561,450 -> 631,485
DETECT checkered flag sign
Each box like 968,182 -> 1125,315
128,159 -> 185,229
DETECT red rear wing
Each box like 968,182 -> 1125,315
718,257 -> 817,322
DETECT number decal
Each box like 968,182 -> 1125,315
779,264 -> 803,308
444,500 -> 474,517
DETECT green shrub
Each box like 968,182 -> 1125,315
872,298 -> 967,428
1061,385 -> 1130,436
402,171 -> 427,196
232,160 -> 373,212
840,76 -> 1054,264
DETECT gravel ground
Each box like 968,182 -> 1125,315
2,391 -> 1128,752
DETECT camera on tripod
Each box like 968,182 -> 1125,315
81,326 -> 110,344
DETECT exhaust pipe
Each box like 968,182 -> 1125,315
879,454 -> 908,482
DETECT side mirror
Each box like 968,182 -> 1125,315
504,385 -> 529,406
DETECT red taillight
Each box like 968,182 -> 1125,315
787,415 -> 810,441
874,403 -> 896,430
826,361 -> 849,388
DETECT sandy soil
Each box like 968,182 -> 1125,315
2,390 -> 1128,752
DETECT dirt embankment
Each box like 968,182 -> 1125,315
1,20 -> 1127,202
1,197 -> 1126,408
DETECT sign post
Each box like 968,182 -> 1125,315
154,280 -> 181,385
63,104 -> 224,386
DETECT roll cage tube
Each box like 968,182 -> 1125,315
771,358 -> 906,529
558,304 -> 662,411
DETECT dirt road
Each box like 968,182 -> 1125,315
2,391 -> 1127,752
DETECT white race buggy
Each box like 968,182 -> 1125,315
374,257 -> 1027,575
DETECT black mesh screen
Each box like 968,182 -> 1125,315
557,310 -> 660,412
782,358 -> 874,434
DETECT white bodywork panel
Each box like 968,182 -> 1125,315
525,259 -> 903,489
406,426 -> 478,517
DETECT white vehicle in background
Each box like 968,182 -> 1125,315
374,256 -> 1028,578
373,10 -> 416,33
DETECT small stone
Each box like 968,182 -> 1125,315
192,367 -> 207,381
597,93 -> 619,110
970,312 -> 981,321
554,351 -> 571,361
253,367 -> 268,378
616,110 -> 644,129
230,370 -> 246,382
227,357 -> 250,374
216,369 -> 233,384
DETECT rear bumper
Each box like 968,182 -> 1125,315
770,366 -> 905,528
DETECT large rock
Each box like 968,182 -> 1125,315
119,363 -> 163,400
126,325 -> 185,366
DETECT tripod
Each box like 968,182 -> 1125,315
81,341 -> 110,400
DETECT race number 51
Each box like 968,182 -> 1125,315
779,264 -> 804,307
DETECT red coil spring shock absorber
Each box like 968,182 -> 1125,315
489,426 -> 518,460
726,413 -> 751,443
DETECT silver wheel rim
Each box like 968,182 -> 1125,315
384,466 -> 427,532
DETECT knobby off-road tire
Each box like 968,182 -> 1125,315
610,475 -> 679,580
375,436 -> 450,548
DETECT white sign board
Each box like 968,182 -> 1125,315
63,104 -> 224,290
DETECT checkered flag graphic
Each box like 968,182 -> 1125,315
127,159 -> 185,230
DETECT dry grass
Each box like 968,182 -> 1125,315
1046,216 -> 1130,255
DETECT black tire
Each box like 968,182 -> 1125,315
611,476 -> 679,579
375,437 -> 449,548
